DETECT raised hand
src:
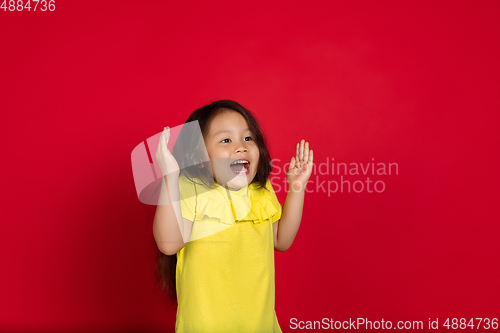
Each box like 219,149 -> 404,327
156,126 -> 180,178
286,139 -> 313,192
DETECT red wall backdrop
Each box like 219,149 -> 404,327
1,1 -> 499,332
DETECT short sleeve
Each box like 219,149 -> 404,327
177,175 -> 236,226
272,204 -> 282,223
177,176 -> 236,241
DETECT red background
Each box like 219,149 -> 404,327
1,0 -> 499,332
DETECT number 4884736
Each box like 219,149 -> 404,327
443,318 -> 498,330
1,0 -> 56,11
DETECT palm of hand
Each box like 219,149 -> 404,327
156,126 -> 180,177
286,139 -> 314,192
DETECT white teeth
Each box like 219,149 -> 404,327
230,159 -> 249,174
231,160 -> 249,165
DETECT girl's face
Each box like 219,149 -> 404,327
204,110 -> 260,191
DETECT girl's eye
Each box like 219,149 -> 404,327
221,137 -> 252,143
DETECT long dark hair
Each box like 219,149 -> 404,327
152,99 -> 273,307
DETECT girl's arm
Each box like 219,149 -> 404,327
153,174 -> 194,255
273,139 -> 313,252
273,187 -> 306,252
153,126 -> 193,255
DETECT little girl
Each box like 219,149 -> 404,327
152,100 -> 313,332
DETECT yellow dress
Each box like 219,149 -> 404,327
175,175 -> 283,333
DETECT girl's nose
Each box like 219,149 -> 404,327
235,145 -> 248,153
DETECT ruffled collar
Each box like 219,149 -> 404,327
179,176 -> 280,225
214,180 -> 251,201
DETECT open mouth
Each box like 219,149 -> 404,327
229,159 -> 250,176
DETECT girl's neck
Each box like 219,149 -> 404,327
215,181 -> 248,192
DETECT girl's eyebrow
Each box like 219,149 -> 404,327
211,128 -> 250,137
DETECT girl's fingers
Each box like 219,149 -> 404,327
166,126 -> 170,145
161,129 -> 168,152
300,139 -> 305,161
157,131 -> 165,162
308,149 -> 313,165
289,156 -> 296,171
298,140 -> 302,161
304,142 -> 309,162
296,142 -> 299,160
156,132 -> 162,157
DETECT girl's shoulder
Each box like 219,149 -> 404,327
246,178 -> 282,223
248,178 -> 277,200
